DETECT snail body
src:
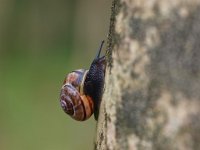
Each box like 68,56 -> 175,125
60,41 -> 106,121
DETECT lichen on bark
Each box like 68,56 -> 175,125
96,0 -> 200,150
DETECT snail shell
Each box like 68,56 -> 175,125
60,69 -> 94,121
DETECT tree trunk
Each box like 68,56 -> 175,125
95,0 -> 200,150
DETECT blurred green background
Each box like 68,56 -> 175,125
0,0 -> 111,150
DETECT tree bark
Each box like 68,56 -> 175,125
95,0 -> 200,150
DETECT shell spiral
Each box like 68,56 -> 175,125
60,69 -> 94,121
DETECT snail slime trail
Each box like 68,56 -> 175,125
60,41 -> 106,121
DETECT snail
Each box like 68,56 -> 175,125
60,41 -> 106,121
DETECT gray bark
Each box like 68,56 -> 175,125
95,0 -> 200,150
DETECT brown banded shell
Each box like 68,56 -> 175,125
60,69 -> 94,121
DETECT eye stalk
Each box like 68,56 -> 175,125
96,40 -> 105,59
